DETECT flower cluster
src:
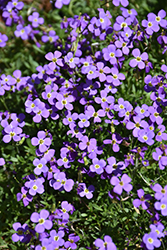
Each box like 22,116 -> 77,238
1,0 -> 167,249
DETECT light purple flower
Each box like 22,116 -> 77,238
30,209 -> 52,233
31,131 -> 52,153
78,183 -> 95,199
110,174 -> 132,195
143,232 -> 161,250
90,158 -> 106,174
0,33 -> 8,47
94,235 -> 117,250
45,50 -> 63,70
28,12 -> 44,28
133,189 -> 152,210
129,48 -> 148,69
64,52 -> 79,68
155,198 -> 167,216
55,0 -> 70,9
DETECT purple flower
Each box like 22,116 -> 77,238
3,122 -> 22,143
90,158 -> 106,174
129,48 -> 148,69
143,232 -> 161,250
94,235 -> 117,250
110,174 -> 132,195
95,90 -> 115,109
150,224 -> 165,238
78,183 -> 95,199
14,24 -> 32,40
103,133 -> 122,152
0,33 -> 8,47
78,113 -> 90,128
96,62 -> 110,82
0,158 -> 5,166
55,0 -> 70,9
28,178 -> 45,196
31,131 -> 52,153
105,156 -> 125,174
17,186 -> 33,206
107,67 -> 125,86
155,198 -> 167,216
35,238 -> 53,250
11,0 -> 24,10
85,105 -> 105,123
41,30 -> 58,43
60,201 -> 73,220
51,172 -> 74,192
133,189 -> 152,210
42,85 -> 57,105
64,233 -> 80,249
103,44 -> 122,65
113,16 -> 132,31
30,209 -> 53,233
28,12 -> 44,28
12,223 -> 29,242
112,0 -> 128,7
138,129 -> 154,145
153,184 -> 167,200
33,157 -> 48,175
148,106 -> 163,125
156,125 -> 167,142
55,93 -> 74,110
49,229 -> 65,247
45,50 -> 63,70
86,65 -> 97,80
64,52 -> 79,68
126,116 -> 148,137
142,15 -> 159,35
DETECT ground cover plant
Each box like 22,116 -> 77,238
1,0 -> 167,249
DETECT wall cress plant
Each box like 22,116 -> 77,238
1,0 -> 167,249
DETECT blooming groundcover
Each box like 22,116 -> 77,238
1,0 -> 167,249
